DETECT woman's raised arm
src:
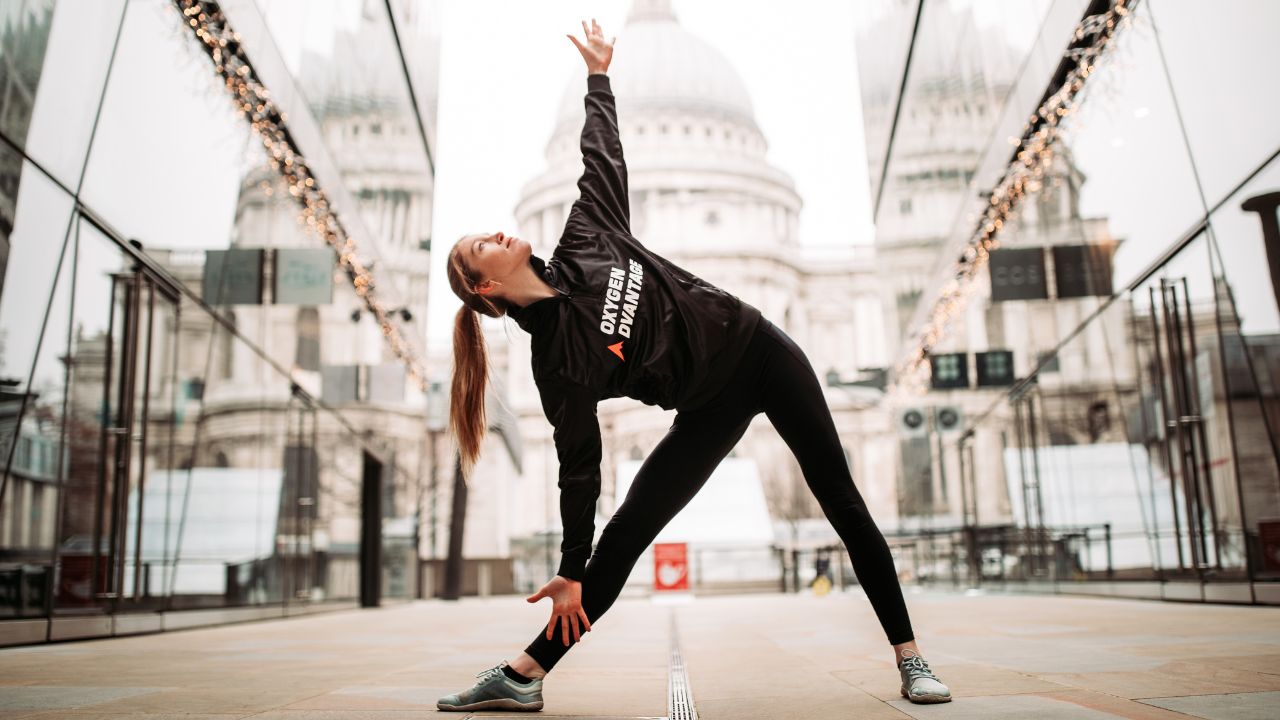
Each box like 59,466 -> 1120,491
563,20 -> 629,236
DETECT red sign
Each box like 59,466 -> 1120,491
654,542 -> 689,591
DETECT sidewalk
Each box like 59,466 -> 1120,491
1,588 -> 1278,718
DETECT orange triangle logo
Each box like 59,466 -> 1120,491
607,341 -> 625,361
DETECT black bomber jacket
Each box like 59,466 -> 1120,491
506,73 -> 762,581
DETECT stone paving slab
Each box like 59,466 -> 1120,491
1137,690 -> 1280,720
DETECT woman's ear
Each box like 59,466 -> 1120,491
475,279 -> 497,295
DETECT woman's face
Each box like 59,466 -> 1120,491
456,231 -> 530,294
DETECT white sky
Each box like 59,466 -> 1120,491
424,0 -> 867,344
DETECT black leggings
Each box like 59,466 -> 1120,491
525,317 -> 914,671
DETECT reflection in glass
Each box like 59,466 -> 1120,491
0,0 -> 54,150
0,150 -> 74,618
257,0 -> 434,339
857,0 -> 1054,350
1148,0 -> 1280,209
1063,0 -> 1204,289
79,1 -> 266,262
20,0 -> 127,189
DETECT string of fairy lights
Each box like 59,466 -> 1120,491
891,0 -> 1134,396
173,0 -> 428,393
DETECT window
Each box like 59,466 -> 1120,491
296,307 -> 321,372
899,197 -> 913,215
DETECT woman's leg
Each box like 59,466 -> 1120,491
755,320 -> 916,646
522,389 -> 759,673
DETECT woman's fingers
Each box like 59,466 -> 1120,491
571,615 -> 582,643
560,614 -> 571,646
581,19 -> 589,37
577,607 -> 592,633
566,33 -> 585,54
545,615 -> 555,641
592,18 -> 600,35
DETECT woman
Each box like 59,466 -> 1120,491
437,19 -> 951,713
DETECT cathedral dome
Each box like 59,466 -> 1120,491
554,0 -> 757,132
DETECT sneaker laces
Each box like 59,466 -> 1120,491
900,655 -> 938,681
475,662 -> 506,683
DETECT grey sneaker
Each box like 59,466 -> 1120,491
898,650 -> 951,703
436,661 -> 544,712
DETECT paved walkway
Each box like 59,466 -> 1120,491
1,588 -> 1278,718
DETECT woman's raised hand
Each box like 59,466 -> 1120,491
566,18 -> 615,75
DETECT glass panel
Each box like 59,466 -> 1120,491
1130,233 -> 1246,577
118,275 -> 180,605
1207,156 -> 1280,338
0,153 -> 74,618
0,150 -> 73,386
1063,0 -> 1206,289
854,0 -> 921,205
54,216 -> 129,613
860,0 -> 1055,230
21,0 -> 128,189
1148,0 -> 1280,208
1204,154 -> 1280,579
255,0 -> 435,329
958,234 -> 1254,583
313,417 -> 362,602
78,1 -> 268,265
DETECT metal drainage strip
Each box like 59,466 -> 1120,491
667,612 -> 698,720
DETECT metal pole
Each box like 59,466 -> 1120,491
1128,294 -> 1165,578
1179,277 -> 1223,569
1148,286 -> 1186,570
1161,280 -> 1205,573
91,275 -> 120,602
109,273 -> 142,611
131,281 -> 157,602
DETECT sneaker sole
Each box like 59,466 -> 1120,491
436,697 -> 544,712
901,686 -> 952,703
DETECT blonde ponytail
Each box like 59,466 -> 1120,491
445,238 -> 508,479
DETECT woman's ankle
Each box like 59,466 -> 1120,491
893,640 -> 922,665
509,652 -> 548,679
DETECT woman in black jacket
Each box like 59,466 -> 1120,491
437,19 -> 950,713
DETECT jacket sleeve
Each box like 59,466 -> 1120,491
539,380 -> 603,581
564,73 -> 630,236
